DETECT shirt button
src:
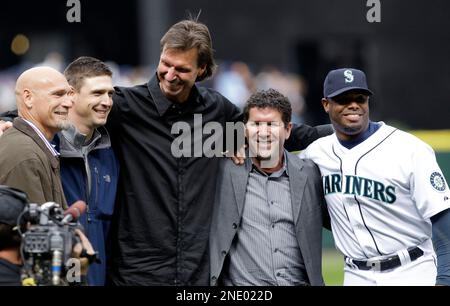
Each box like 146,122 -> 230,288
271,223 -> 275,229
221,251 -> 227,256
270,201 -> 275,205
276,272 -> 281,277
274,248 -> 279,253
232,223 -> 237,229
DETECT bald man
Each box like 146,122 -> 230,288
0,67 -> 73,207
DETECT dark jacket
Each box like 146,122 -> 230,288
0,118 -> 67,207
210,154 -> 329,286
55,125 -> 119,286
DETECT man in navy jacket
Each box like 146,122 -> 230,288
57,57 -> 118,285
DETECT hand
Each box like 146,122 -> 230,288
0,120 -> 12,137
230,144 -> 246,165
72,229 -> 96,276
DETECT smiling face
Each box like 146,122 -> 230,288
70,75 -> 114,136
322,90 -> 370,141
157,47 -> 206,103
246,107 -> 292,169
30,77 -> 73,139
15,67 -> 73,139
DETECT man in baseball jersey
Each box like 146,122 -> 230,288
300,68 -> 450,285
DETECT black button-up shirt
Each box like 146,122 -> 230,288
107,74 -> 331,285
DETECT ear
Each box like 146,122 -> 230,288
23,89 -> 33,109
68,86 -> 77,102
198,64 -> 207,77
321,98 -> 330,113
285,122 -> 293,140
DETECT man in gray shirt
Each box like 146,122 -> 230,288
210,89 -> 329,286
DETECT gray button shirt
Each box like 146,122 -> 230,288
224,154 -> 306,286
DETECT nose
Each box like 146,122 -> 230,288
101,97 -> 113,109
347,101 -> 360,110
257,123 -> 271,137
165,67 -> 177,81
62,93 -> 74,109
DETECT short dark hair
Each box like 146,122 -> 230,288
160,19 -> 217,82
64,56 -> 113,91
0,223 -> 21,250
243,89 -> 292,127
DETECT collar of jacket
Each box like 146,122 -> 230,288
58,124 -> 111,158
147,73 -> 204,117
13,118 -> 59,170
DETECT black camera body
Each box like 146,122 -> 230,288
20,202 -> 80,286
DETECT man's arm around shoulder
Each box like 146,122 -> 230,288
285,123 -> 333,152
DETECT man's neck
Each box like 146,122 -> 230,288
68,115 -> 94,141
0,249 -> 22,265
251,151 -> 285,174
336,122 -> 370,142
336,121 -> 381,149
22,116 -> 55,141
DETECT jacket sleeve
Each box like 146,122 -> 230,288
1,159 -> 48,205
222,96 -> 244,155
285,124 -> 334,152
106,87 -> 125,144
309,159 -> 331,230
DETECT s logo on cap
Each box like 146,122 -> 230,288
344,70 -> 354,83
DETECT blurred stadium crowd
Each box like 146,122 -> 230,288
0,52 -> 308,124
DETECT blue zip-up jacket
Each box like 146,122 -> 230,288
55,125 -> 119,286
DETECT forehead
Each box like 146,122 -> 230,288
40,75 -> 70,92
248,107 -> 283,121
79,75 -> 113,90
160,47 -> 199,66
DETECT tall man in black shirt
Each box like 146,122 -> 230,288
106,19 -> 332,285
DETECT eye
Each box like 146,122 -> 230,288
177,68 -> 190,73
355,95 -> 367,103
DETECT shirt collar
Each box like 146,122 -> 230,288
147,73 -> 204,117
59,125 -> 111,157
61,124 -> 102,149
251,151 -> 289,178
338,121 -> 381,149
22,119 -> 60,157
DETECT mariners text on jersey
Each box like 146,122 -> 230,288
323,174 -> 396,204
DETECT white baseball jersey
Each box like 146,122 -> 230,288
300,122 -> 450,260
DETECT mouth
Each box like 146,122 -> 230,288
54,111 -> 68,117
343,113 -> 362,122
255,139 -> 274,149
163,78 -> 182,89
93,108 -> 110,116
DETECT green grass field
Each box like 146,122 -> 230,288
322,249 -> 344,286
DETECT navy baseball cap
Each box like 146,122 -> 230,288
0,186 -> 28,226
324,68 -> 373,98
